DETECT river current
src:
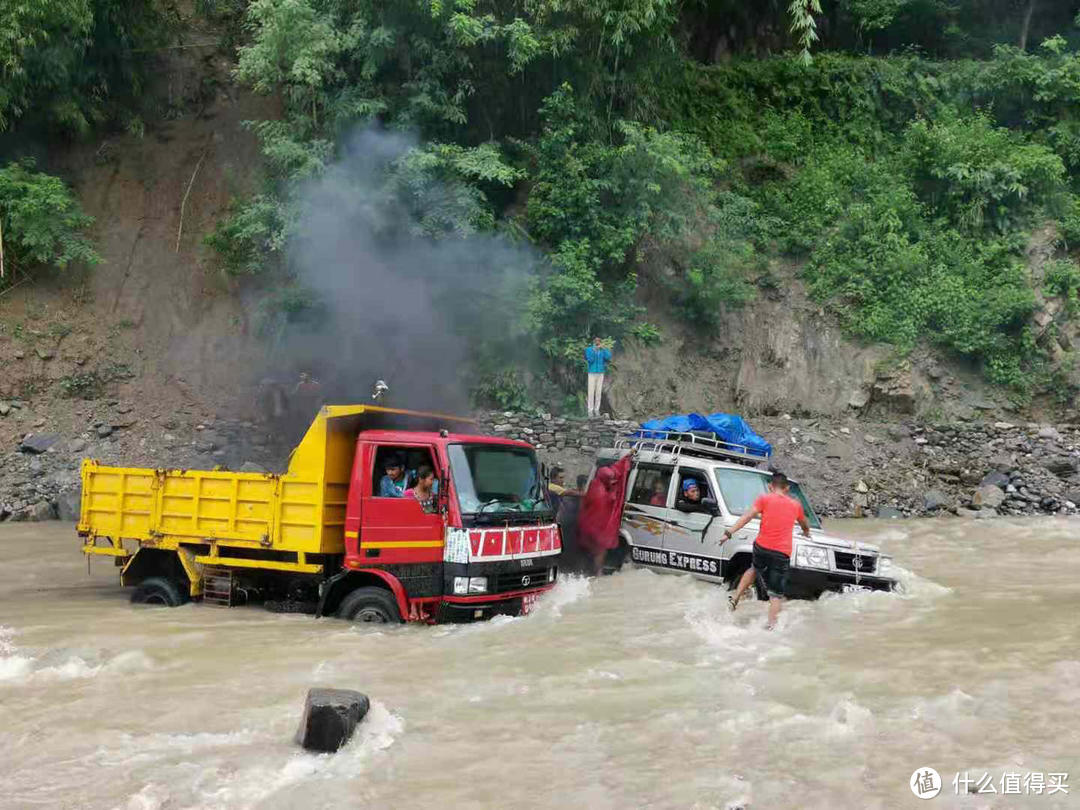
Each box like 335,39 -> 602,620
1,519 -> 1077,809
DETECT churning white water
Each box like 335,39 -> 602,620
1,520 -> 1077,809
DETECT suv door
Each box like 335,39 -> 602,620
661,466 -> 723,581
622,462 -> 673,568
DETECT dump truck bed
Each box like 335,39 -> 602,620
79,463 -> 339,553
79,405 -> 476,560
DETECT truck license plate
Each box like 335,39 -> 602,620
521,593 -> 541,614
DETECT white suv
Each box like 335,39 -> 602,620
594,432 -> 896,598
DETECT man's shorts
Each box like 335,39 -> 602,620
753,543 -> 790,598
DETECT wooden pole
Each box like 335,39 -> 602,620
1,211 -> 5,280
176,150 -> 207,253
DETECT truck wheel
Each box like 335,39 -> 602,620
131,576 -> 187,607
336,587 -> 402,624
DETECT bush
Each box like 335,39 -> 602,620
203,195 -> 286,276
901,113 -> 1066,233
0,160 -> 100,284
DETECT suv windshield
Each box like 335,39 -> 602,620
448,444 -> 550,520
712,468 -> 822,529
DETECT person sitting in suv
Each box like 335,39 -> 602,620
677,477 -> 713,513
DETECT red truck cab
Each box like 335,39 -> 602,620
318,425 -> 561,623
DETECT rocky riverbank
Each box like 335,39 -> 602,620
474,411 -> 1080,519
2,401 -> 1078,522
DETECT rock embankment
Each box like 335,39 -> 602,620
475,411 -> 1080,519
2,403 -> 1078,522
0,397 -> 282,522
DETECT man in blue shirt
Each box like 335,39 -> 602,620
378,454 -> 407,497
584,337 -> 612,418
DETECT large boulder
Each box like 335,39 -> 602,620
19,433 -> 59,454
876,506 -> 904,519
9,501 -> 57,522
56,488 -> 82,522
972,485 -> 1005,509
923,490 -> 950,512
295,688 -> 370,753
980,470 -> 1010,489
1043,457 -> 1078,478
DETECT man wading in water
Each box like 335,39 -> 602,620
721,471 -> 810,630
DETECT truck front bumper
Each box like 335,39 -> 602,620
436,586 -> 555,622
785,567 -> 896,599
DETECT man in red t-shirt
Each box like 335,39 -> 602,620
720,471 -> 810,629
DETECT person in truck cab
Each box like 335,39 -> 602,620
406,464 -> 438,513
721,471 -> 810,630
378,454 -> 407,497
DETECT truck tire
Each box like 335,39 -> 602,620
336,587 -> 402,624
130,576 -> 187,607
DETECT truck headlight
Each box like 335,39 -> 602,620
468,576 -> 488,594
795,545 -> 830,570
453,576 -> 469,595
548,567 -> 556,583
878,556 -> 893,576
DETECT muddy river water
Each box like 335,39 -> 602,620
1,519 -> 1078,809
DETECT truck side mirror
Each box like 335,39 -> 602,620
701,496 -> 720,515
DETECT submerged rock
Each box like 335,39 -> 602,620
295,688 -> 370,753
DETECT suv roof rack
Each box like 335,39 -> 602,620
614,429 -> 769,468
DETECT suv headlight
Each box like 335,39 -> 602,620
795,545 -> 830,570
467,576 -> 488,594
878,555 -> 893,577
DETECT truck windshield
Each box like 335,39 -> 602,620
712,468 -> 822,529
448,444 -> 550,519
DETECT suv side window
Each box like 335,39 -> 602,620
628,464 -> 673,507
676,468 -> 714,502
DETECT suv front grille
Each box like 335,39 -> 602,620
493,568 -> 550,593
833,551 -> 876,574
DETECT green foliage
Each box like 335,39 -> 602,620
525,84 -> 753,358
0,0 -> 169,135
59,371 -> 105,399
901,113 -> 1066,233
0,159 -> 100,283
1045,258 -> 1080,311
385,142 -> 522,237
59,362 -> 132,399
630,321 -> 663,344
471,368 -> 530,410
203,194 -> 287,276
210,0 -> 1080,401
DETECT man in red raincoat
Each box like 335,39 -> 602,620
576,453 -> 634,575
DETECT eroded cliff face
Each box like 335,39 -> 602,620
606,278 -> 897,420
604,272 -> 1052,423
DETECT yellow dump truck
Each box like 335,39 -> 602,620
79,406 -> 562,623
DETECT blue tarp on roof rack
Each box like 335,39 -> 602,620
636,413 -> 772,458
